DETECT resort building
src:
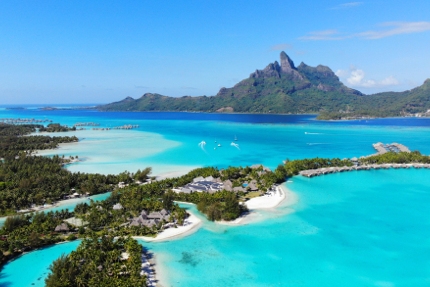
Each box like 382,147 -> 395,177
180,177 -> 224,193
54,223 -> 70,233
129,209 -> 171,228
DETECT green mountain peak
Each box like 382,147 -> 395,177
98,52 -> 430,119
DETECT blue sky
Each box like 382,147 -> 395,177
1,0 -> 430,104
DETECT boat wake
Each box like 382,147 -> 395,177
305,132 -> 323,135
231,142 -> 240,150
198,141 -> 207,153
306,143 -> 328,146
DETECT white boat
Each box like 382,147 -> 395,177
234,135 -> 238,141
218,143 -> 221,147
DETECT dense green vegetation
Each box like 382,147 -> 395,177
73,190 -> 187,236
0,210 -> 74,265
0,123 -> 78,158
39,123 -> 76,132
184,191 -> 244,221
98,52 -> 430,119
282,151 -> 430,176
45,234 -> 147,287
360,151 -> 430,165
0,153 -> 129,215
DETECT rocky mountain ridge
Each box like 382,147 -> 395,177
98,52 -> 430,119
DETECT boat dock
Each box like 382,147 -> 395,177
370,142 -> 410,156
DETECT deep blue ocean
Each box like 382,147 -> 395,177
1,107 -> 430,286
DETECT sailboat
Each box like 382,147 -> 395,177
234,135 -> 238,141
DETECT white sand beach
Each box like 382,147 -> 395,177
134,210 -> 201,242
218,184 -> 298,226
245,185 -> 286,209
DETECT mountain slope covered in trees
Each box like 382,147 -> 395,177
98,52 -> 430,119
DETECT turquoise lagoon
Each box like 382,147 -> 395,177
1,108 -> 430,286
2,108 -> 430,176
0,241 -> 81,287
2,170 -> 429,286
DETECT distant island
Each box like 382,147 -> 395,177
97,51 -> 430,120
5,107 -> 26,110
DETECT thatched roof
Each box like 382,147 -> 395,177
54,223 -> 69,232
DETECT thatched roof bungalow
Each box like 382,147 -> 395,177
54,223 -> 69,232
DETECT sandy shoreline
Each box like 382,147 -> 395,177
246,185 -> 286,209
217,184 -> 298,226
134,210 -> 201,242
20,193 -> 107,213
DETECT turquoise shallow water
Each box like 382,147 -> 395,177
4,170 -> 429,286
2,108 -> 430,176
1,108 -> 430,286
143,169 -> 430,287
0,241 -> 81,287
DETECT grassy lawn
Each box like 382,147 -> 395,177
240,191 -> 262,201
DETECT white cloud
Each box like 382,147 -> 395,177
357,21 -> 430,39
336,67 -> 399,88
270,43 -> 293,51
299,30 -> 347,40
380,76 -> 400,86
329,2 -> 363,10
300,21 -> 430,41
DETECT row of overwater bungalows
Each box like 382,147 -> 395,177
299,163 -> 430,178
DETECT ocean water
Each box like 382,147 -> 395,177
1,108 -> 430,286
0,240 -> 81,287
142,169 -> 430,286
3,170 -> 429,286
2,108 -> 430,177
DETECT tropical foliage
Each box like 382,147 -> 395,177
284,157 -> 353,176
0,123 -> 78,158
45,234 -> 147,287
0,210 -> 74,262
39,123 -> 76,132
360,151 -> 430,164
